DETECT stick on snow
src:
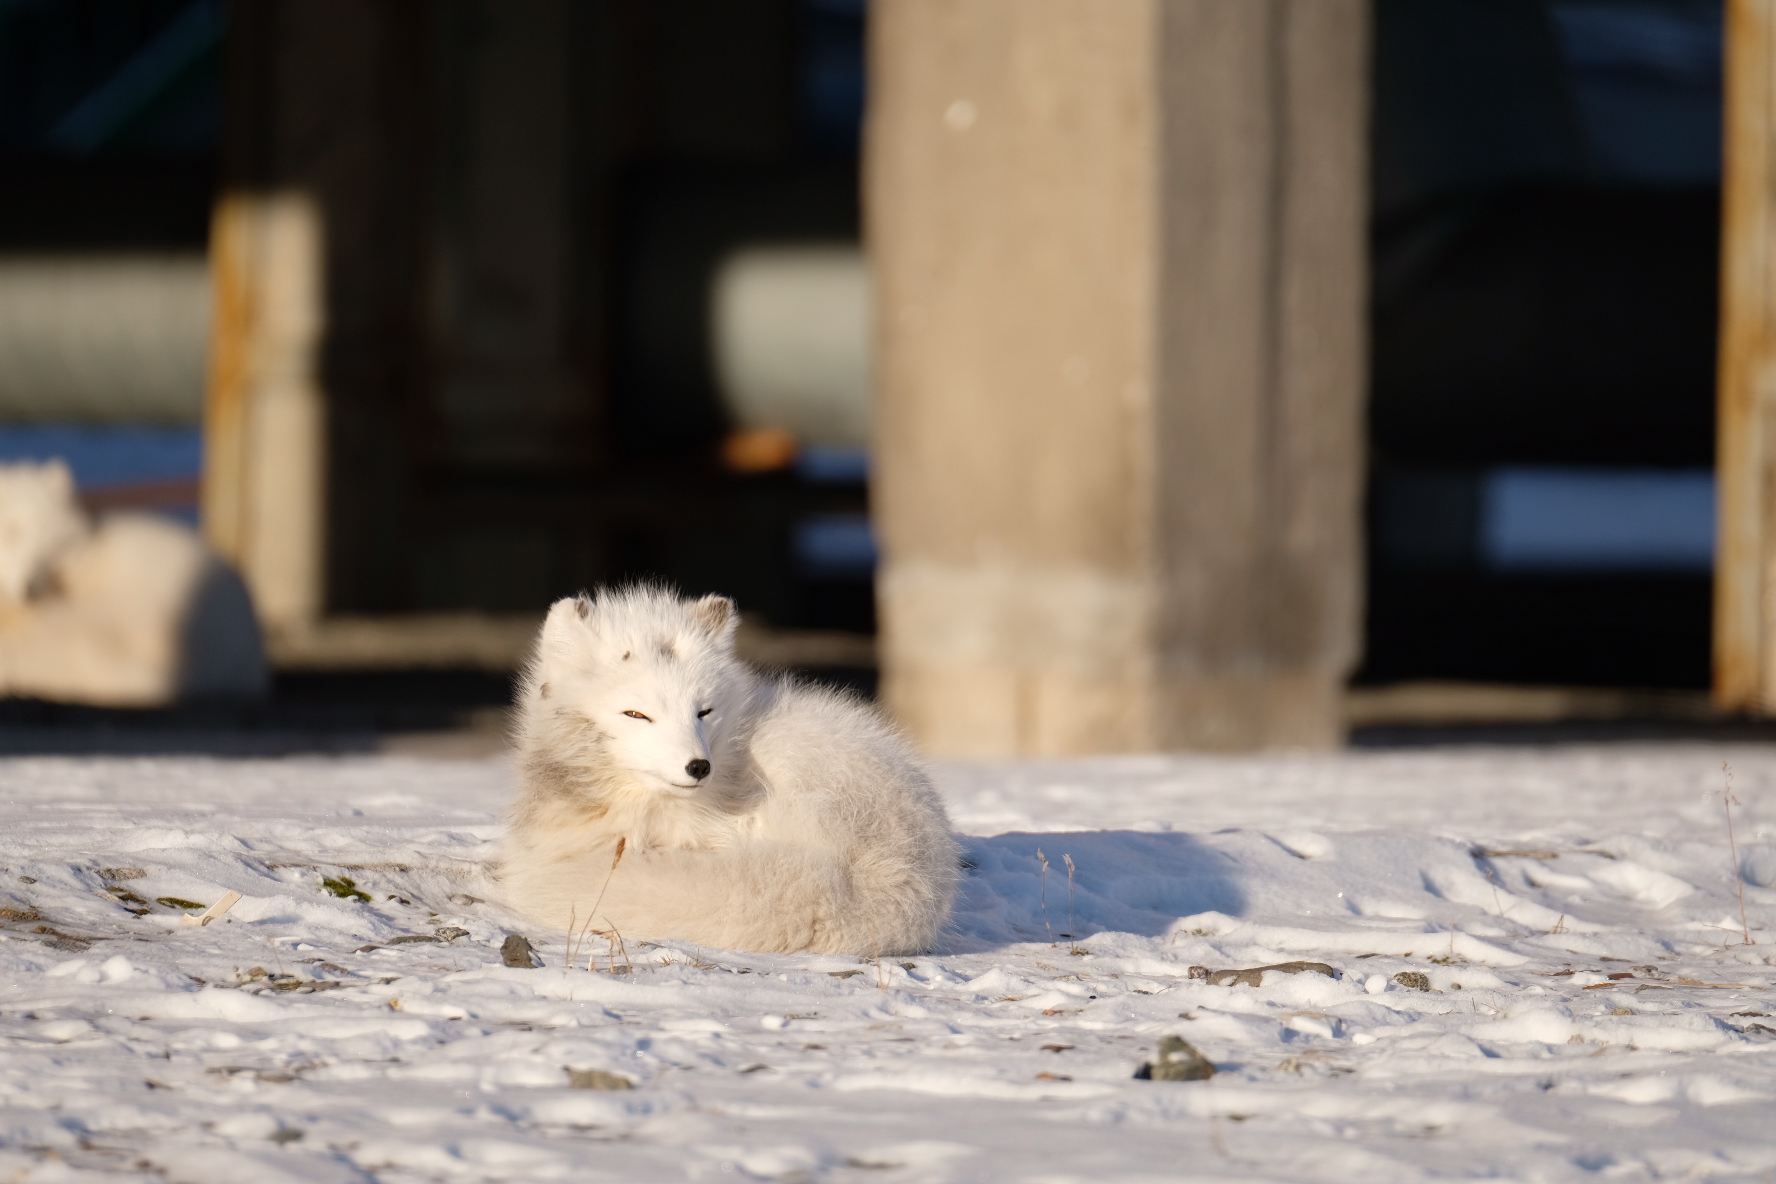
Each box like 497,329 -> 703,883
182,890 -> 242,927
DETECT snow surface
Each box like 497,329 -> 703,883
5,744 -> 1776,1181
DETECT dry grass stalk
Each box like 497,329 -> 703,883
1037,849 -> 1053,945
1478,862 -> 1511,920
867,918 -> 885,990
568,834 -> 639,972
591,838 -> 627,921
571,837 -> 629,972
1723,763 -> 1754,945
1062,854 -> 1077,944
566,907 -> 601,972
599,925 -> 632,975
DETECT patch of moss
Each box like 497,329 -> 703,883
156,897 -> 208,911
322,876 -> 371,903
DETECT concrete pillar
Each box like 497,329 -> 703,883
868,0 -> 1369,755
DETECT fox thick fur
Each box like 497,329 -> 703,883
500,586 -> 959,955
0,460 -> 266,706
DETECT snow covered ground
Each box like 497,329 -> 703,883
4,743 -> 1776,1182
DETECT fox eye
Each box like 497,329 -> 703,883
697,708 -> 713,719
622,710 -> 652,722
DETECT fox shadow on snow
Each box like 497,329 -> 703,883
945,830 -> 1246,953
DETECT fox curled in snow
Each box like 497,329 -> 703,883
499,585 -> 960,955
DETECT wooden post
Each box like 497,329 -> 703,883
203,192 -> 326,632
868,0 -> 1369,755
1718,0 -> 1776,711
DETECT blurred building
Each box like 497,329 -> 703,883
207,0 -> 878,648
0,0 -> 216,508
0,0 -> 879,667
0,0 -> 1766,750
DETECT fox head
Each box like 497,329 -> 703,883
0,460 -> 87,606
526,587 -> 751,796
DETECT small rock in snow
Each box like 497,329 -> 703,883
435,926 -> 470,941
1392,971 -> 1432,991
502,934 -> 540,967
1135,1035 -> 1215,1081
448,893 -> 483,906
565,1067 -> 633,1090
98,867 -> 146,880
1207,961 -> 1336,988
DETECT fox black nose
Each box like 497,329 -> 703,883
686,758 -> 711,781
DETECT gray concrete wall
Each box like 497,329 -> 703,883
869,0 -> 1369,755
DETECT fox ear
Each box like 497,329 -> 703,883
689,594 -> 738,641
537,594 -> 595,658
547,592 -> 592,626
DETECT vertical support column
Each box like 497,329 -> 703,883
1152,1 -> 1370,749
1718,0 -> 1776,711
869,0 -> 1369,756
203,193 -> 326,632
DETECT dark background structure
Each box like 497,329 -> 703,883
0,0 -> 1744,747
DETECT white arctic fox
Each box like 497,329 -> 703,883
500,586 -> 959,955
0,460 -> 266,705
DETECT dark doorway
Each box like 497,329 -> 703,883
1361,0 -> 1722,689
